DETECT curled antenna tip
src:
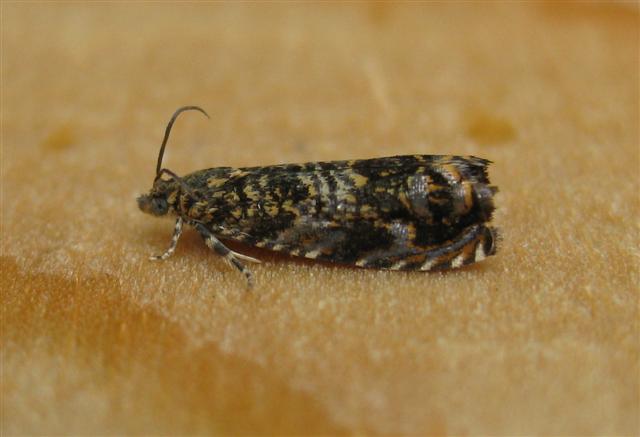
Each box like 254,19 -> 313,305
155,106 -> 210,176
176,105 -> 210,119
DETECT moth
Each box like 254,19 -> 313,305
138,106 -> 498,286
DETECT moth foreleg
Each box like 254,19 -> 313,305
195,223 -> 256,288
150,217 -> 183,260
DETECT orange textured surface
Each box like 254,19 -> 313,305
2,3 -> 639,435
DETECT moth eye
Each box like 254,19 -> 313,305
151,197 -> 168,215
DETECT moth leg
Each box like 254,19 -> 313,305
232,252 -> 262,264
150,217 -> 183,260
195,223 -> 256,287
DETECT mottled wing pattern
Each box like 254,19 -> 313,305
182,155 -> 498,271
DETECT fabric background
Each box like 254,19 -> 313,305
2,3 -> 638,435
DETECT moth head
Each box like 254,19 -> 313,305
137,177 -> 178,217
137,106 -> 209,217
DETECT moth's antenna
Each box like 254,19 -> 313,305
155,106 -> 210,177
156,168 -> 196,196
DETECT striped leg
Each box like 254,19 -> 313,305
195,223 -> 259,287
150,217 -> 183,260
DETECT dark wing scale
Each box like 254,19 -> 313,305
184,155 -> 497,271
248,218 -> 496,271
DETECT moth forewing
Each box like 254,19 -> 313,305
138,107 -> 498,286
